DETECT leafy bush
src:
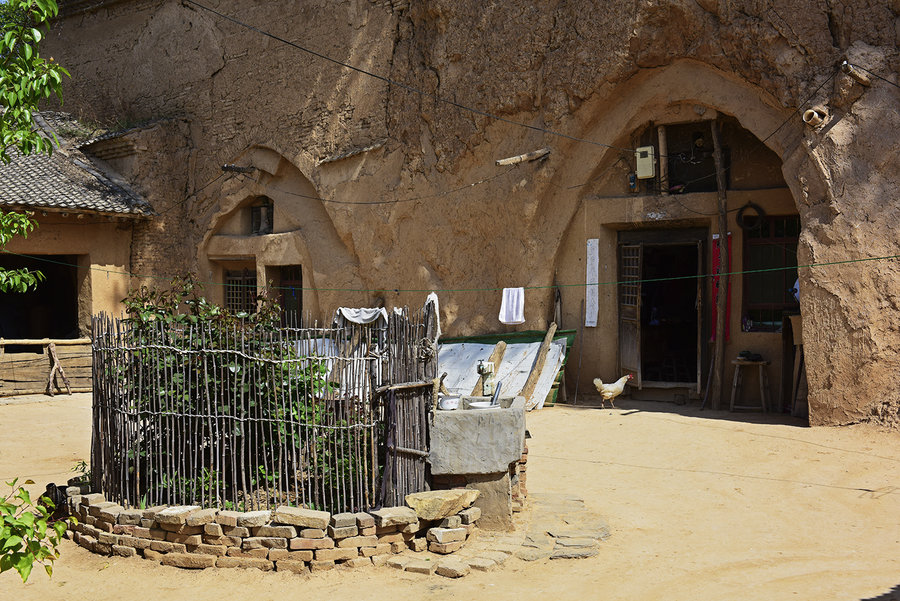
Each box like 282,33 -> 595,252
101,277 -> 370,511
0,479 -> 71,582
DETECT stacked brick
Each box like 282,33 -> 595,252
65,492 -> 480,573
511,442 -> 528,512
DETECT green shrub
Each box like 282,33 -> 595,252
0,479 -> 72,582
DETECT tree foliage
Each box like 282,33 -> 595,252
0,0 -> 68,163
0,478 -> 70,582
0,209 -> 43,292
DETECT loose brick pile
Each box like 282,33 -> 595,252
512,442 -> 528,512
66,493 -> 480,575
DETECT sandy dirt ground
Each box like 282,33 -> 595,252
1,393 -> 898,601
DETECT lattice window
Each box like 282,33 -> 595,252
620,245 -> 641,307
225,269 -> 257,315
742,215 -> 799,331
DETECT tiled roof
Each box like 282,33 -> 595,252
0,113 -> 154,217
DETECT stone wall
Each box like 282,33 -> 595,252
45,1 -> 900,426
66,491 -> 481,576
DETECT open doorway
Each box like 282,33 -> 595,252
619,229 -> 706,392
641,244 -> 700,383
0,254 -> 79,349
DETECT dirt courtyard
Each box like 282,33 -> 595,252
1,393 -> 898,600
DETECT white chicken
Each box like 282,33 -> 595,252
593,374 -> 633,408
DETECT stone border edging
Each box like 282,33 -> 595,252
65,492 -> 482,578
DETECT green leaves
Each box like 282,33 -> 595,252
0,478 -> 71,582
0,0 -> 67,164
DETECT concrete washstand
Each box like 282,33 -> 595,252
429,395 -> 526,531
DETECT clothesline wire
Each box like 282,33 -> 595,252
2,248 -> 897,294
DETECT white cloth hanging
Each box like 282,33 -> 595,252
499,287 -> 525,325
334,307 -> 389,325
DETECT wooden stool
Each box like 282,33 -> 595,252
730,359 -> 770,413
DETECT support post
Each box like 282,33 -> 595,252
657,125 -> 668,195
709,120 -> 729,410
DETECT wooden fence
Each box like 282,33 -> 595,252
91,307 -> 436,513
0,338 -> 92,396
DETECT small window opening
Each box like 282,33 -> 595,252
250,198 -> 273,235
225,268 -> 257,315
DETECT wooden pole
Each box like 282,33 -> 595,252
710,119 -> 729,410
523,322 -> 558,409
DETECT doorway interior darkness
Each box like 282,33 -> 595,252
618,229 -> 706,392
0,254 -> 79,342
641,244 -> 700,384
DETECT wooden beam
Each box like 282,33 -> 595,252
523,322 -> 558,409
709,120 -> 729,410
470,341 -> 507,396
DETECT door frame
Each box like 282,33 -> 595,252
617,228 -> 708,394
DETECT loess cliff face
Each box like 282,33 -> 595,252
47,0 -> 900,426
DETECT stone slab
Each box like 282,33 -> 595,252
276,559 -> 309,574
550,547 -> 599,559
354,512 -> 375,529
466,557 -> 497,571
269,549 -> 313,562
555,537 -> 598,548
111,544 -> 137,558
289,537 -> 334,550
405,559 -> 437,574
429,397 -> 525,475
155,505 -> 201,525
337,535 -> 377,548
236,510 -> 271,528
309,560 -> 334,572
330,512 -> 357,528
274,506 -> 330,529
216,556 -> 274,570
328,525 -> 358,539
344,556 -> 373,569
160,552 -> 215,569
516,547 -> 552,561
369,506 -> 418,527
458,506 -> 481,525
435,559 -> 470,578
315,547 -> 359,562
226,547 -> 269,559
185,508 -> 218,526
439,515 -> 462,528
254,525 -> 297,538
426,527 -> 467,544
429,540 -> 465,554
243,537 -> 288,550
406,489 -> 480,521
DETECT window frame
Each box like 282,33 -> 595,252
224,268 -> 257,315
741,214 -> 800,332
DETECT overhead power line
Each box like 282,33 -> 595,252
2,248 -> 897,294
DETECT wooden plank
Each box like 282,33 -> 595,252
522,323 -> 557,409
0,338 -> 91,346
470,341 -> 507,396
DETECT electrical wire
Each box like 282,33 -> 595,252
234,164 -> 521,206
1,247 -> 896,294
180,0 -> 645,157
853,64 -> 900,91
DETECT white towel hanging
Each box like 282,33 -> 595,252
499,287 -> 525,325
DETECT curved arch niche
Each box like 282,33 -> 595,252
550,61 -> 814,413
199,146 -> 363,322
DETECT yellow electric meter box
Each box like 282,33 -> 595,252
635,146 -> 655,179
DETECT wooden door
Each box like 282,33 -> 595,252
619,244 -> 642,388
